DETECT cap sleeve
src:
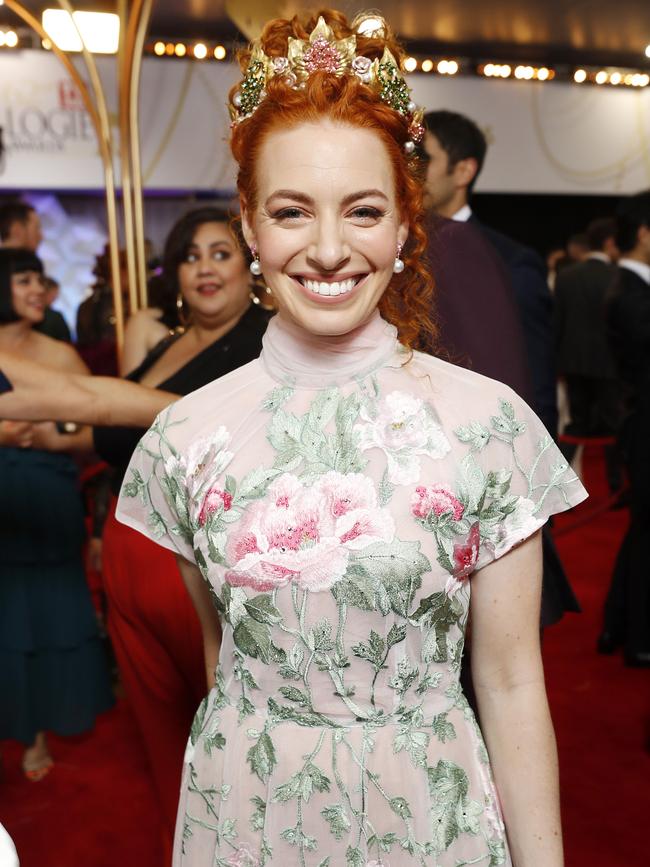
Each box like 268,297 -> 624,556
116,404 -> 203,563
451,389 -> 587,572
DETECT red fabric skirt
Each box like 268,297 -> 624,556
102,498 -> 205,859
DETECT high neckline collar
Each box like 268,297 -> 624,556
260,311 -> 400,388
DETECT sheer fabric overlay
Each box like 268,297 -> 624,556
117,312 -> 587,867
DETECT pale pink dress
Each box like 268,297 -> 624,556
117,312 -> 587,867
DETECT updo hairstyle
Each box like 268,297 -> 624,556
229,8 -> 436,351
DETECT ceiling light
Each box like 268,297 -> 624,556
537,67 -> 550,81
214,45 -> 226,60
514,65 -> 526,79
42,9 -> 120,54
645,45 -> 650,59
165,42 -> 174,55
421,59 -> 433,73
404,56 -> 418,73
574,69 -> 587,83
595,70 -> 608,84
193,42 -> 207,60
437,60 -> 449,74
153,40 -> 165,56
447,60 -> 459,75
640,73 -> 650,86
174,43 -> 186,57
610,71 -> 622,85
499,64 -> 512,78
4,29 -> 17,48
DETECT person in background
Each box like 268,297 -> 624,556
420,109 -> 576,628
421,109 -> 557,435
35,276 -> 72,343
600,190 -> 650,667
76,247 -> 130,376
28,207 -> 271,858
0,201 -> 42,252
554,218 -> 621,487
0,248 -> 113,781
566,232 -> 590,264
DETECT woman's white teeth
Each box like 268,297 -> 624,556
303,278 -> 357,296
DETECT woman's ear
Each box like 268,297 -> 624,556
240,201 -> 256,251
397,220 -> 409,250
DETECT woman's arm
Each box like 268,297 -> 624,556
120,308 -> 167,377
0,350 -> 177,427
175,556 -> 222,691
470,531 -> 563,867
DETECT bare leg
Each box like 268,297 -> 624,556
22,732 -> 53,781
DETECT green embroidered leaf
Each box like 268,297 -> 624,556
262,385 -> 293,411
389,656 -> 419,695
394,726 -> 430,767
428,759 -> 472,852
146,509 -> 167,540
321,803 -> 351,839
238,466 -> 281,500
122,480 -> 139,498
267,697 -> 337,728
272,771 -> 301,803
246,731 -> 277,783
249,795 -> 266,831
345,845 -> 365,867
389,796 -> 413,819
308,619 -> 335,652
331,565 -> 389,613
278,686 -> 311,707
233,616 -> 272,662
190,696 -> 208,745
244,594 -> 283,625
351,539 -> 430,616
203,729 -> 226,756
379,466 -> 395,506
237,695 -> 256,723
351,630 -> 386,668
268,408 -> 303,453
488,838 -> 507,865
303,763 -> 331,800
387,623 -> 407,648
307,388 -> 339,427
454,419 -> 491,452
432,712 -> 457,743
278,643 -> 304,680
317,859 -> 331,867
280,826 -> 317,850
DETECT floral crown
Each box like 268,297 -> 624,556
229,15 -> 425,153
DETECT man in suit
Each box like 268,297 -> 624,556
554,218 -> 621,481
600,191 -> 650,666
420,110 -> 579,628
420,110 -> 558,435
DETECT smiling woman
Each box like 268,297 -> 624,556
113,9 -> 587,867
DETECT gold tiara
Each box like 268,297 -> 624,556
229,16 -> 425,153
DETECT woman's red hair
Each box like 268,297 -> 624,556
229,8 -> 436,351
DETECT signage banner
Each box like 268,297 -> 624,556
1,51 -> 649,194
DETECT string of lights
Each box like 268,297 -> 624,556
0,18 -> 648,89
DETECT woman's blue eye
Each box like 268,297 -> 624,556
274,208 -> 304,220
351,207 -> 382,220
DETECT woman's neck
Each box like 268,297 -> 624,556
188,303 -> 250,346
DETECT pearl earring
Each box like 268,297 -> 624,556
393,244 -> 405,274
249,246 -> 262,276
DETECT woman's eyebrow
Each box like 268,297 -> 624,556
341,189 -> 389,206
265,188 -> 389,207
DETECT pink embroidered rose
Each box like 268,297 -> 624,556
411,485 -> 464,521
198,488 -> 233,526
452,522 -> 481,579
225,471 -> 394,593
226,843 -> 260,867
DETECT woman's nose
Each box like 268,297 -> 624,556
308,218 -> 350,272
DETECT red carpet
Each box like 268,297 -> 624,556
1,446 -> 647,866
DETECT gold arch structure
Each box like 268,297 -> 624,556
3,0 -> 154,352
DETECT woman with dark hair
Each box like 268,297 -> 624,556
0,248 -> 113,781
120,207 -> 264,375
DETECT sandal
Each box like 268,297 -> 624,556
22,756 -> 54,782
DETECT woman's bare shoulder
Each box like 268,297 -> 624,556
30,330 -> 89,375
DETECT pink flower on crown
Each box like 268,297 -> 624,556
411,486 -> 464,521
303,37 -> 342,74
272,56 -> 289,74
352,55 -> 373,78
225,471 -> 394,593
198,488 -> 233,526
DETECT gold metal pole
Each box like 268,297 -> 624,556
56,0 -> 127,350
117,0 -> 139,316
129,0 -> 154,309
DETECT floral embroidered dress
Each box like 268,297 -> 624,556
117,312 -> 587,867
